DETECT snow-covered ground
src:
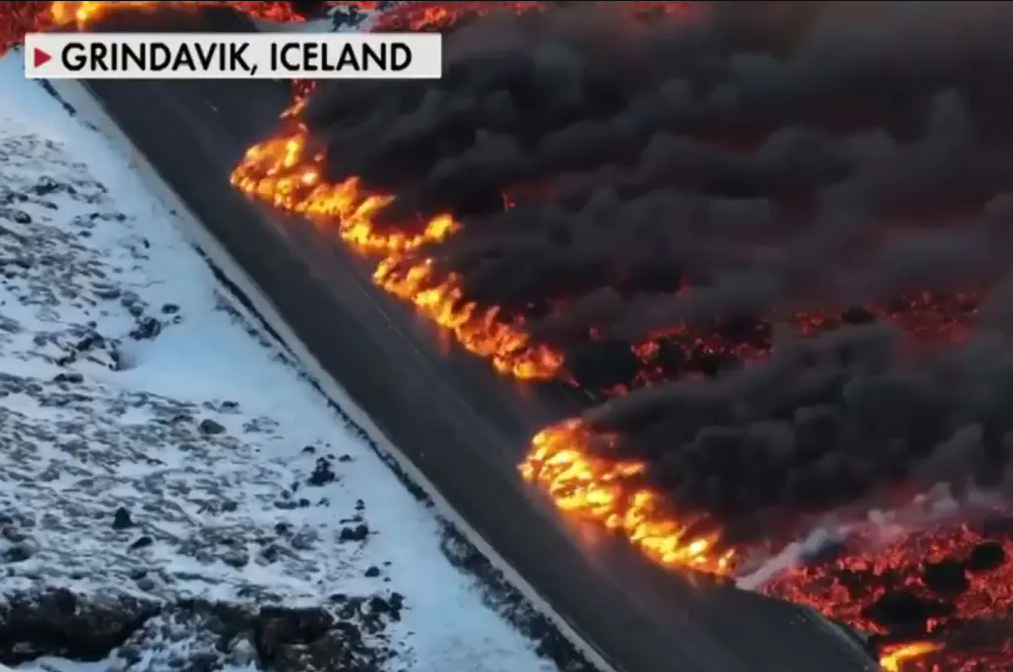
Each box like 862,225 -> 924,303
0,48 -> 566,672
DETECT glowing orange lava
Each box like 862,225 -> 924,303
230,129 -> 565,380
518,418 -> 736,574
880,643 -> 944,672
760,516 -> 1013,671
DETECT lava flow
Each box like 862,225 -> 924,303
232,3 -> 1013,670
8,2 -> 1013,670
765,514 -> 1013,672
233,3 -> 1013,669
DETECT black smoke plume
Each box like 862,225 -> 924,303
301,1 -> 1013,534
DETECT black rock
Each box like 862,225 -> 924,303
260,544 -> 282,563
0,526 -> 25,543
0,589 -> 157,664
863,589 -> 953,631
363,566 -> 381,578
129,317 -> 161,341
307,458 -> 336,487
52,372 -> 83,384
921,558 -> 969,595
3,209 -> 32,225
966,540 -> 1007,573
129,535 -> 153,551
367,596 -> 391,616
339,524 -> 370,542
840,306 -> 877,325
198,419 -> 226,435
75,332 -> 104,352
223,551 -> 250,569
0,589 -> 399,670
111,506 -> 134,530
31,176 -> 62,196
289,0 -> 330,18
2,545 -> 32,563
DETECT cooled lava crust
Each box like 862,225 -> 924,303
9,2 -> 1013,670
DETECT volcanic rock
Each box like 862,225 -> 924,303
307,457 -> 337,486
0,588 -> 401,671
0,589 -> 157,664
111,505 -> 134,530
840,306 -> 877,325
921,558 -> 969,596
863,589 -> 954,633
198,418 -> 227,435
965,540 -> 1007,573
340,524 -> 370,542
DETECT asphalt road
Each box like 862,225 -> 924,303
79,14 -> 882,672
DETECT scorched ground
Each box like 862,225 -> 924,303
11,2 -> 1013,671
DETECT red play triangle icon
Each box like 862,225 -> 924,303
33,47 -> 51,68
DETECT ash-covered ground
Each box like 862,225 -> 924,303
0,50 -> 567,672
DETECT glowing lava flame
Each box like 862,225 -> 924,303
519,419 -> 735,574
230,129 -> 565,380
880,643 -> 944,672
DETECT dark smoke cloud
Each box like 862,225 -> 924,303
302,1 -> 1013,536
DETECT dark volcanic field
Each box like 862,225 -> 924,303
300,0 -> 1013,545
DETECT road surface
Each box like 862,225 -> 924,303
78,12 -> 882,672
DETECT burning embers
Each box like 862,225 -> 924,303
766,514 -> 1013,672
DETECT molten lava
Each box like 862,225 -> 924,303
229,129 -> 564,380
764,517 -> 1013,672
519,419 -> 736,574
4,2 -> 1012,670
880,643 -> 945,672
